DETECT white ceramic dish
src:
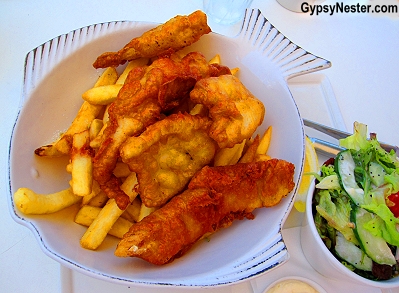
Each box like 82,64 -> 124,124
263,275 -> 327,293
7,9 -> 330,287
301,178 -> 399,289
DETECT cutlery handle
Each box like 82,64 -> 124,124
308,137 -> 344,157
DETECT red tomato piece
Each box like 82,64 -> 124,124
388,192 -> 399,218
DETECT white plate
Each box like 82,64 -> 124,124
7,9 -> 330,288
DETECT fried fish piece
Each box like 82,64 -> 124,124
114,159 -> 295,264
93,10 -> 211,68
93,52 -> 230,209
190,75 -> 265,148
120,113 -> 217,208
188,159 -> 295,208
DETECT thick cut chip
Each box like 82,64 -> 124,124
239,135 -> 260,163
74,205 -> 132,239
14,187 -> 81,214
120,113 -> 217,207
70,130 -> 94,196
256,126 -> 272,155
214,139 -> 246,166
190,75 -> 265,148
82,84 -> 123,105
80,173 -> 139,250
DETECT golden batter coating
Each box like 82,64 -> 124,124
120,113 -> 217,208
190,75 -> 265,148
115,159 -> 295,265
93,52 -> 230,210
93,10 -> 211,68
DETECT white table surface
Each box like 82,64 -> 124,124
1,0 -> 398,292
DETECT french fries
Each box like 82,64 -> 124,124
94,67 -> 118,87
89,119 -> 104,141
208,53 -> 239,75
70,130 -> 93,196
82,59 -> 150,107
214,139 -> 247,166
82,84 -> 123,105
34,67 -> 118,157
89,112 -> 109,149
256,126 -> 272,155
14,187 -> 81,214
239,135 -> 260,163
80,198 -> 128,249
81,180 -> 102,206
75,205 -> 132,239
138,204 -> 158,222
208,54 -> 221,64
122,197 -> 141,222
116,58 -> 149,84
34,102 -> 103,157
87,191 -> 109,208
79,173 -> 139,250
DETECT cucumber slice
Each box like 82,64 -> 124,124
369,161 -> 386,187
336,150 -> 365,205
352,207 -> 396,265
335,231 -> 372,271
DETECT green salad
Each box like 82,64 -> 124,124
312,122 -> 399,280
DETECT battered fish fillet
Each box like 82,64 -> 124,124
114,159 -> 295,265
93,10 -> 211,68
190,75 -> 265,148
93,52 -> 230,209
120,113 -> 217,208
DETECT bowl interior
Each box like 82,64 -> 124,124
9,21 -> 305,286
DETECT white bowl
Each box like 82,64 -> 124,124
263,275 -> 327,293
301,179 -> 399,289
7,9 -> 330,288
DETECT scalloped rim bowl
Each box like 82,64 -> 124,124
7,9 -> 331,287
301,180 -> 399,289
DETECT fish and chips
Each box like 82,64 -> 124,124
13,11 -> 296,265
93,51 -> 231,210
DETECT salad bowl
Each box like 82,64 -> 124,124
8,9 -> 330,287
302,184 -> 399,289
301,127 -> 399,289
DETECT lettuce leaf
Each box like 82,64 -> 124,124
316,190 -> 359,245
339,122 -> 369,151
362,203 -> 399,246
385,171 -> 399,194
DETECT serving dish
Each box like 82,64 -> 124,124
7,9 -> 330,287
